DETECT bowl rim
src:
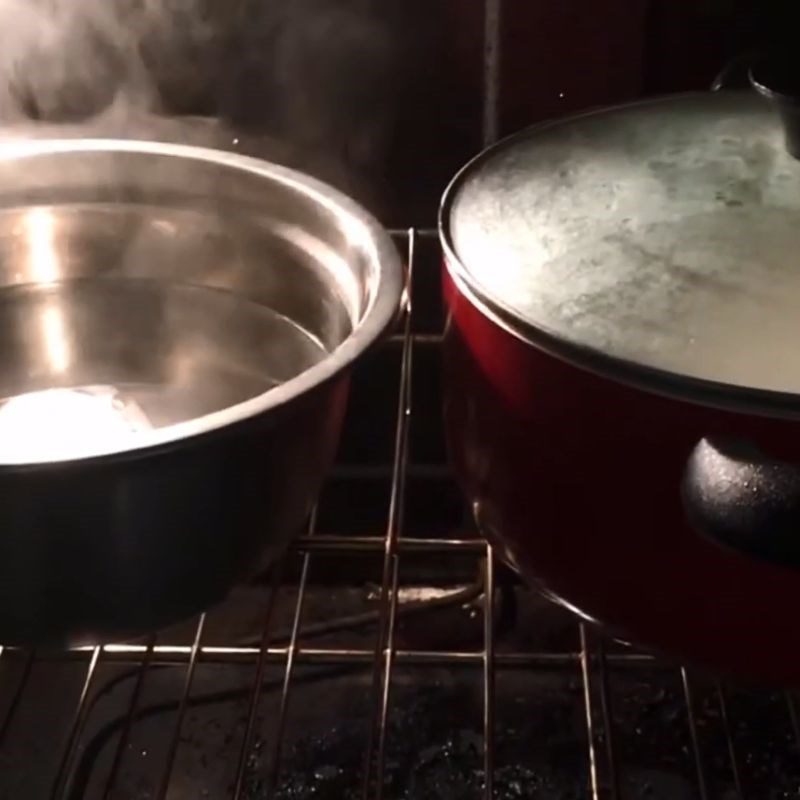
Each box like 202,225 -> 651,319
0,137 -> 405,467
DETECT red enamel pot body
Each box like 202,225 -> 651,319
440,91 -> 800,686
442,269 -> 800,685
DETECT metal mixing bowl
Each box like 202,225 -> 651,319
0,138 -> 403,645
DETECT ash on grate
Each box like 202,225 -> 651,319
244,682 -> 587,800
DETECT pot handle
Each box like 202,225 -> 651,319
682,437 -> 800,570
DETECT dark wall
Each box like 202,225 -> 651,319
643,0 -> 800,93
384,0 -> 800,225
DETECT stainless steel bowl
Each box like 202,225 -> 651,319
0,138 -> 403,645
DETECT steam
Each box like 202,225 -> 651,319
0,0 -> 152,123
0,0 -> 400,207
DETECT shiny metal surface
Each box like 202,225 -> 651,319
0,138 -> 402,644
442,91 -> 800,401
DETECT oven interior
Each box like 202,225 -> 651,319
0,228 -> 796,800
1,2 -> 800,799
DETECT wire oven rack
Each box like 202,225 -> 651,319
0,229 -> 798,800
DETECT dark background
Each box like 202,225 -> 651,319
385,0 -> 800,226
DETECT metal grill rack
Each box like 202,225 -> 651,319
0,229 -> 798,800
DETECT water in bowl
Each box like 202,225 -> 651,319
0,279 -> 331,463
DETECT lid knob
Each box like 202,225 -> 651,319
750,53 -> 800,159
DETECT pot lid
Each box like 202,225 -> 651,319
442,91 -> 800,409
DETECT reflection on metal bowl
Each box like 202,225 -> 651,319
0,138 -> 403,646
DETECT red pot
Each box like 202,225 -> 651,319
440,89 -> 800,685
